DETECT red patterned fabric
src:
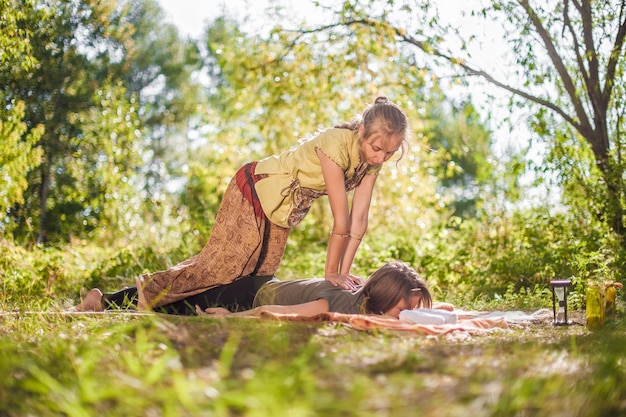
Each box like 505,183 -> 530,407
140,172 -> 289,308
235,162 -> 265,219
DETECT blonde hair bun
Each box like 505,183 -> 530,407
374,96 -> 390,105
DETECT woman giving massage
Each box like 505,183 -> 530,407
76,261 -> 453,319
132,96 -> 410,310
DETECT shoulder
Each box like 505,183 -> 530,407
316,284 -> 362,313
309,128 -> 358,167
310,128 -> 356,146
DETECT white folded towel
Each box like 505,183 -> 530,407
399,308 -> 458,325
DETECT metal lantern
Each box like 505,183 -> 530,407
550,279 -> 572,326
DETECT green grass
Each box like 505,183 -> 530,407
2,239 -> 625,416
1,309 -> 625,417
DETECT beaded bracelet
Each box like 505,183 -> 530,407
349,234 -> 363,241
330,232 -> 350,238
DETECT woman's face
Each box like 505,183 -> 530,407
359,126 -> 403,165
384,294 -> 422,319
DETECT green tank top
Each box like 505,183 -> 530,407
252,278 -> 366,314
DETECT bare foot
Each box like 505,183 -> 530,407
75,288 -> 104,312
135,275 -> 152,312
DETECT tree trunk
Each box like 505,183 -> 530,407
37,168 -> 50,245
589,131 -> 624,241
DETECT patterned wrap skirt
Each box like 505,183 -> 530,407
139,163 -> 290,307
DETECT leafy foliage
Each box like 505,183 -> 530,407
1,0 -> 202,245
389,0 -> 626,243
0,102 -> 43,229
0,0 -> 44,234
427,99 -> 495,217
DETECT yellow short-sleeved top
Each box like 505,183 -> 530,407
254,128 -> 382,228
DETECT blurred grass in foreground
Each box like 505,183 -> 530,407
1,311 -> 624,417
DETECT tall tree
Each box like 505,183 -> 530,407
321,0 -> 626,241
1,0 -> 126,243
1,0 -> 201,244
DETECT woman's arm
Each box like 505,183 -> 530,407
197,298 -> 330,318
317,148 -> 355,289
340,173 -> 377,276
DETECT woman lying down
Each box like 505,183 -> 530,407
76,261 -> 456,324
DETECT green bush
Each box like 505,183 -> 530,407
2,198 -> 625,313
0,241 -> 94,309
407,209 -> 625,309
